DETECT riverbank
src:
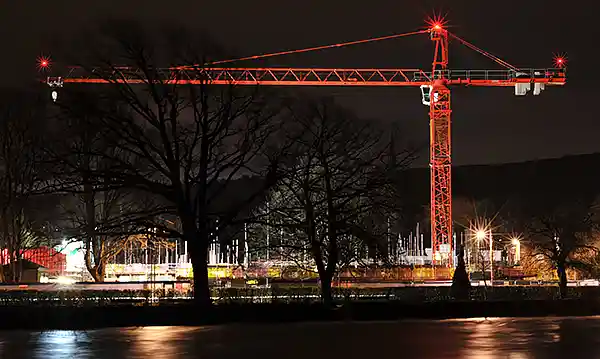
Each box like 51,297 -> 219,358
2,299 -> 600,330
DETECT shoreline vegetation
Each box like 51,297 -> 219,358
2,286 -> 600,330
2,299 -> 600,330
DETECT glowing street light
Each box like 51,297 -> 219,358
511,237 -> 521,264
471,225 -> 493,285
476,230 -> 486,241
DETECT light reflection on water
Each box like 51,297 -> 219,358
130,326 -> 207,358
34,331 -> 91,359
0,317 -> 600,358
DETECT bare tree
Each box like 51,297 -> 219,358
517,193 -> 600,298
0,90 -> 49,282
577,237 -> 600,279
53,21 -> 280,305
44,89 -> 168,282
258,99 -> 414,305
58,187 -> 162,282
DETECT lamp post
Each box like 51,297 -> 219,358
489,231 -> 493,286
475,230 -> 485,282
511,237 -> 521,265
475,229 -> 493,286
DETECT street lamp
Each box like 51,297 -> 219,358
489,231 -> 493,285
473,227 -> 492,285
476,230 -> 486,241
511,237 -> 521,264
474,230 -> 484,274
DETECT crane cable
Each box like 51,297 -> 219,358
448,32 -> 519,71
173,29 -> 428,70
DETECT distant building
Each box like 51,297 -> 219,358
1,259 -> 46,283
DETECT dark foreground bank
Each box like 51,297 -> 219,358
3,299 -> 600,330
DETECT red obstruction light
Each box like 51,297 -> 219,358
37,56 -> 51,71
426,13 -> 448,32
553,54 -> 567,68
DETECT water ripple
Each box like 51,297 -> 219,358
0,317 -> 599,358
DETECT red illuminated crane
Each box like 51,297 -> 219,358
44,21 -> 566,267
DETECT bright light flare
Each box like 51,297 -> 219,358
553,53 -> 567,68
55,276 -> 76,285
511,235 -> 522,263
468,219 -> 492,242
425,13 -> 448,32
37,56 -> 51,71
475,230 -> 487,241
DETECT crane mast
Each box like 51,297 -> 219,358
429,26 -> 453,266
43,22 -> 566,269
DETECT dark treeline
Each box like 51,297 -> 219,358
0,20 -> 417,308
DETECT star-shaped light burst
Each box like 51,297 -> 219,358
37,55 -> 51,71
425,12 -> 449,32
553,53 -> 567,68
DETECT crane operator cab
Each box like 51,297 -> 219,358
420,83 -> 445,106
420,85 -> 436,106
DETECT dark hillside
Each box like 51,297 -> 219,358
223,154 -> 600,235
399,153 -> 600,206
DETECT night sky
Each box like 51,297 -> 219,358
1,0 -> 596,166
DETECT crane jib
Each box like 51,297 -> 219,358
45,67 -> 566,87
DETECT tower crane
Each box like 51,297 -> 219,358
43,21 -> 566,267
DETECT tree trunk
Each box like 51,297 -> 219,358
89,266 -> 105,282
84,241 -> 105,282
189,241 -> 210,307
97,261 -> 106,282
180,205 -> 211,307
9,250 -> 19,283
320,272 -> 334,307
557,263 -> 568,299
94,272 -> 105,282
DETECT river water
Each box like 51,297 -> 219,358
0,317 -> 598,358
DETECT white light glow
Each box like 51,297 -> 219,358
476,230 -> 487,241
55,276 -> 76,285
55,240 -> 85,273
